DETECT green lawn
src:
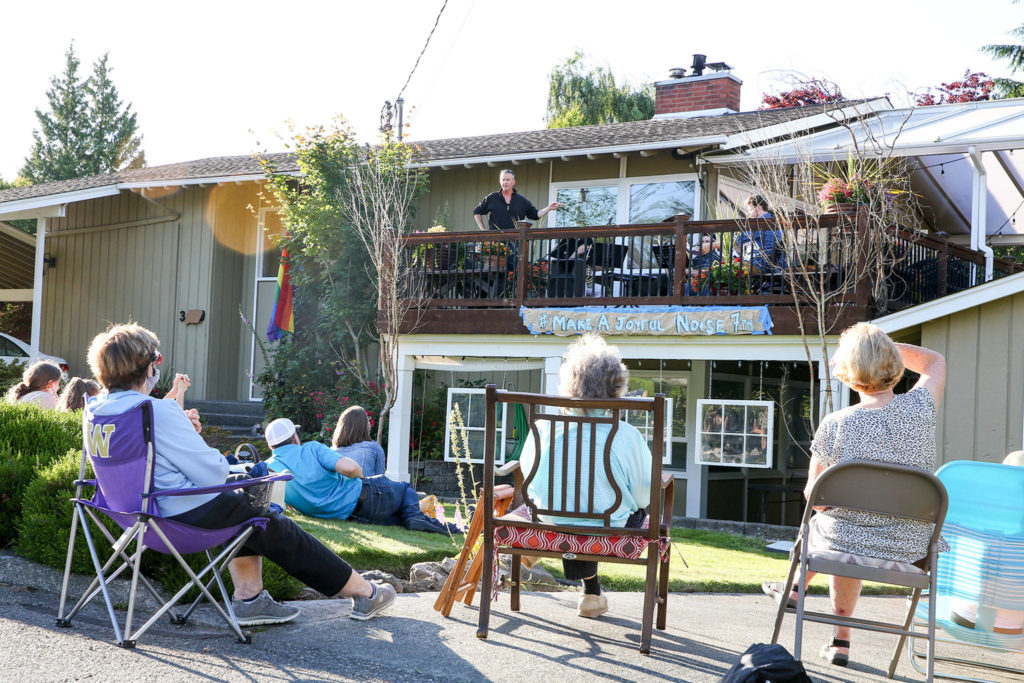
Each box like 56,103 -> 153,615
289,511 -> 906,596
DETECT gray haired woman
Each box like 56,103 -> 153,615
518,334 -> 652,619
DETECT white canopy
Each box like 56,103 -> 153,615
708,98 -> 1024,240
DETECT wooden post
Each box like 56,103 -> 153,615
515,222 -> 528,304
673,215 -> 690,300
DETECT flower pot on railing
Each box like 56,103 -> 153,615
484,254 -> 507,271
424,245 -> 452,270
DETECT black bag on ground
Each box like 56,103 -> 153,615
721,643 -> 813,683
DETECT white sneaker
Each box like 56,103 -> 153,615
577,593 -> 608,618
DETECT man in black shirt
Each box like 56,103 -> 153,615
473,169 -> 560,231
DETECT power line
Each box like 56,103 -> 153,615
396,0 -> 449,101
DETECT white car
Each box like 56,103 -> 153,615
0,332 -> 70,376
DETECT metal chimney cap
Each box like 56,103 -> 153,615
668,67 -> 686,79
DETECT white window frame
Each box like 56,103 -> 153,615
695,399 -> 775,468
248,207 -> 285,401
444,388 -> 507,465
548,172 -> 702,227
621,396 -> 674,465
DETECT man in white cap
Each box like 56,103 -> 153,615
264,417 -> 460,535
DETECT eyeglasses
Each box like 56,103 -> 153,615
152,352 -> 162,366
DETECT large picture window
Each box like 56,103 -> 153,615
696,399 -> 774,468
622,397 -> 674,465
444,388 -> 507,465
550,174 -> 698,228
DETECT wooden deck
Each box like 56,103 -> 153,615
391,215 -> 1021,337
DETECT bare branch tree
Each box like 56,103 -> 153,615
731,103 -> 921,428
336,140 -> 427,442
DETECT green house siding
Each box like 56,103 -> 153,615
921,291 -> 1024,464
41,184 -> 261,401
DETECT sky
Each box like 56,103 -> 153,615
1,0 -> 1020,182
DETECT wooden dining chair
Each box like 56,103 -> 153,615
476,384 -> 674,654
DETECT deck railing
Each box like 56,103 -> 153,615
398,215 -> 1021,314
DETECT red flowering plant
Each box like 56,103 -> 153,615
505,260 -> 549,297
915,71 -> 994,106
814,153 -> 907,211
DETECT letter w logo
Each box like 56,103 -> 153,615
86,424 -> 116,459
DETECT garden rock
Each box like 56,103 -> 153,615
359,569 -> 404,594
408,561 -> 450,592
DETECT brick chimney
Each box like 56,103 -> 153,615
654,60 -> 742,118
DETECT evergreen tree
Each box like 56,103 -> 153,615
87,54 -> 145,172
981,1 -> 1024,98
21,43 -> 144,183
545,52 -> 654,129
21,45 -> 92,183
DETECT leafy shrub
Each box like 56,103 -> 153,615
0,448 -> 42,547
0,402 -> 83,461
17,449 -> 303,600
0,359 -> 26,394
0,405 -> 83,547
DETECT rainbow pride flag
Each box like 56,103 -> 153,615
266,247 -> 294,341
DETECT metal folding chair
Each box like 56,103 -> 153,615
770,459 -> 948,680
55,400 -> 291,647
907,460 -> 1024,681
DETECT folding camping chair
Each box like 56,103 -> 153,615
906,460 -> 1024,681
476,384 -> 674,654
55,400 -> 292,647
770,459 -> 948,680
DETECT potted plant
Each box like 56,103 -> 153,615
420,225 -> 452,269
478,240 -> 509,271
507,260 -> 549,297
705,259 -> 751,294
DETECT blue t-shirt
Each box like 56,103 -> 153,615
332,440 -> 386,478
266,441 -> 362,519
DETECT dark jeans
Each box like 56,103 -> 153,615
562,507 -> 647,582
349,476 -> 458,535
170,489 -> 353,597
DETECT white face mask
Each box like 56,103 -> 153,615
146,366 -> 160,394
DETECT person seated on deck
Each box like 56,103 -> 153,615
685,233 -> 722,295
85,323 -> 397,625
264,417 -> 460,536
734,195 -> 787,289
331,406 -> 386,478
517,333 -> 652,620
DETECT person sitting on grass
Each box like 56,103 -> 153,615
264,417 -> 461,536
517,333 -> 652,619
6,360 -> 62,409
57,377 -> 101,411
331,406 -> 386,478
85,322 -> 396,625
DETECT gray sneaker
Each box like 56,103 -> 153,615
351,582 -> 397,620
231,590 -> 300,626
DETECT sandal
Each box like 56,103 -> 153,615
820,638 -> 850,667
761,581 -> 797,609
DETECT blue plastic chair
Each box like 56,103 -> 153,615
909,460 -> 1024,681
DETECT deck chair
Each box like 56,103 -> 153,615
770,459 -> 948,680
55,400 -> 292,648
906,460 -> 1024,681
477,384 -> 674,654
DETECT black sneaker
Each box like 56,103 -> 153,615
351,583 -> 397,620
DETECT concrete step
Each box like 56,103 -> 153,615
188,401 -> 266,417
194,411 -> 264,428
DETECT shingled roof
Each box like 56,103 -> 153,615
409,101 -> 872,162
0,100 -> 880,207
0,153 -> 298,205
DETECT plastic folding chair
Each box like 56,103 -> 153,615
907,460 -> 1024,681
55,400 -> 291,648
769,459 -> 948,680
477,384 -> 674,654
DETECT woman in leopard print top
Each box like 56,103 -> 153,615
765,322 -> 946,666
